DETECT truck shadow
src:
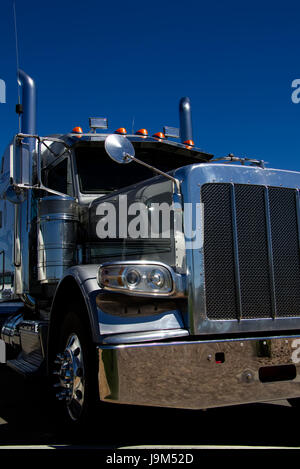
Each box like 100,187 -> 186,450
0,365 -> 299,448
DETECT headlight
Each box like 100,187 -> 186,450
98,262 -> 174,296
147,269 -> 166,289
124,269 -> 141,288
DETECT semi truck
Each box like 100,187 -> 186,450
0,69 -> 300,426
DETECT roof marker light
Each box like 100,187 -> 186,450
72,126 -> 83,133
152,132 -> 165,140
72,126 -> 83,138
114,128 -> 127,135
183,139 -> 194,147
135,129 -> 148,137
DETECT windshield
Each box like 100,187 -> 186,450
75,144 -> 202,193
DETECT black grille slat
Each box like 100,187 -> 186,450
269,188 -> 300,317
202,183 -> 300,321
201,184 -> 237,319
235,185 -> 272,318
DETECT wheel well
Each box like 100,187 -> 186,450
47,276 -> 94,373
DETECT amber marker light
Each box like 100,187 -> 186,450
72,126 -> 83,138
114,128 -> 127,135
135,129 -> 148,137
183,139 -> 195,148
152,132 -> 165,140
117,266 -> 125,286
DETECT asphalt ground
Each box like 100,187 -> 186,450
0,364 -> 299,450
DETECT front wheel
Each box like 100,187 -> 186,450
50,311 -> 98,426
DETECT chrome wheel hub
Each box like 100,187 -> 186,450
53,333 -> 85,421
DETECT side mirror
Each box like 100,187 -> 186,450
104,134 -> 135,164
11,135 -> 34,186
4,136 -> 34,204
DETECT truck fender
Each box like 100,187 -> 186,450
47,265 -> 101,371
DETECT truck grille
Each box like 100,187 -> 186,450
201,183 -> 300,320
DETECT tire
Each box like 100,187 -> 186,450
49,311 -> 98,428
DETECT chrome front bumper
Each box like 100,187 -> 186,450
98,335 -> 300,410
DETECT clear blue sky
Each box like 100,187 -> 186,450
0,0 -> 299,171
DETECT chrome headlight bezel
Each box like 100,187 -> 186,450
97,261 -> 184,297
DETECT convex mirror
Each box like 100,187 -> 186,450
104,134 -> 135,164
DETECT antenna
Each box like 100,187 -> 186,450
13,1 -> 22,131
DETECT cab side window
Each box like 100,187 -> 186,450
45,157 -> 74,196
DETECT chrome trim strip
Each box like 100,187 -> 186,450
99,333 -> 300,350
101,328 -> 189,345
230,184 -> 242,320
185,316 -> 300,335
186,185 -> 206,335
264,187 -> 277,318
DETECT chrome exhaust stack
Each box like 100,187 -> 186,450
18,69 -> 36,135
14,69 -> 37,187
179,97 -> 193,144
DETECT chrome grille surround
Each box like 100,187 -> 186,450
174,163 -> 300,335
